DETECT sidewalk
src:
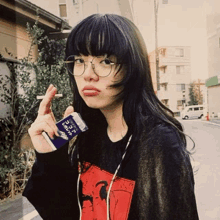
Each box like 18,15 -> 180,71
209,118 -> 220,125
203,118 -> 220,126
176,116 -> 220,126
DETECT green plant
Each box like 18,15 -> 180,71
0,18 -> 72,199
188,81 -> 203,106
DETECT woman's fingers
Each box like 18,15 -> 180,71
28,85 -> 76,153
43,114 -> 59,137
63,106 -> 74,118
50,111 -> 56,123
30,121 -> 54,139
38,85 -> 57,116
28,85 -> 62,153
28,121 -> 54,153
46,84 -> 54,94
30,114 -> 59,138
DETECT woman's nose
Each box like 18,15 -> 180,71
83,62 -> 99,81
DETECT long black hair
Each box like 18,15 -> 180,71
65,14 -> 187,158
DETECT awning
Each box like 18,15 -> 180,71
205,75 -> 220,87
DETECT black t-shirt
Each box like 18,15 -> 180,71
23,123 -> 199,220
78,130 -> 135,220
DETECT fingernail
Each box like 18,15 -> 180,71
57,130 -> 62,136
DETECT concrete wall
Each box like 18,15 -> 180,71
207,31 -> 220,77
28,0 -> 60,17
206,13 -> 220,117
208,85 -> 220,117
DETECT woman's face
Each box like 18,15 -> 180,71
73,55 -> 124,111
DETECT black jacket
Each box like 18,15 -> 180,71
23,123 -> 199,220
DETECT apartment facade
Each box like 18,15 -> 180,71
149,46 -> 191,116
205,13 -> 220,118
28,0 -> 134,28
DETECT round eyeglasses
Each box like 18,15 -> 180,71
65,55 -> 119,77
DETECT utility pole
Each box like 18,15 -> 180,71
154,0 -> 168,94
78,0 -> 83,20
198,79 -> 201,104
154,0 -> 160,92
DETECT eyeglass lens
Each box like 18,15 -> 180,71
66,56 -> 114,77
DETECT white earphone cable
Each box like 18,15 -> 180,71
106,135 -> 132,220
77,155 -> 82,220
77,134 -> 132,220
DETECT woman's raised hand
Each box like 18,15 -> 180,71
28,85 -> 74,153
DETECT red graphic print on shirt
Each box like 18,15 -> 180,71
80,163 -> 135,220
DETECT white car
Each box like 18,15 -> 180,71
181,105 -> 204,120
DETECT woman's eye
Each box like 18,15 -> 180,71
74,58 -> 84,64
101,59 -> 114,65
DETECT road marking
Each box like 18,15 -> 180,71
181,119 -> 220,127
202,121 -> 220,127
18,210 -> 39,220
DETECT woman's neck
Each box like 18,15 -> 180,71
100,103 -> 128,142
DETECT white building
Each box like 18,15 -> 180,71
28,0 -> 134,28
206,13 -> 220,118
149,46 -> 192,117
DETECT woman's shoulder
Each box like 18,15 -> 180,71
139,120 -> 190,169
142,118 -> 184,151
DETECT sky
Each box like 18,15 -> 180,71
132,0 -> 220,81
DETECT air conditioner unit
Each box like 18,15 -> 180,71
73,0 -> 78,4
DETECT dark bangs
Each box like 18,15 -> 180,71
65,14 -> 130,64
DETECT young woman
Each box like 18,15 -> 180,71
23,14 -> 199,220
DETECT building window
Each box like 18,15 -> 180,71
175,48 -> 184,57
176,84 -> 185,92
164,84 -> 167,91
161,99 -> 169,107
160,66 -> 167,73
159,48 -> 166,56
161,83 -> 168,91
59,0 -> 67,17
176,65 -> 184,74
59,4 -> 67,17
177,100 -> 183,106
176,66 -> 180,74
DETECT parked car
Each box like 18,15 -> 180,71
181,105 -> 204,119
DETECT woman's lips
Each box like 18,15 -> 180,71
82,86 -> 101,96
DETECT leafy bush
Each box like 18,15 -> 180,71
0,19 -> 72,199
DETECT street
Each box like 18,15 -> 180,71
180,119 -> 220,220
0,119 -> 219,220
